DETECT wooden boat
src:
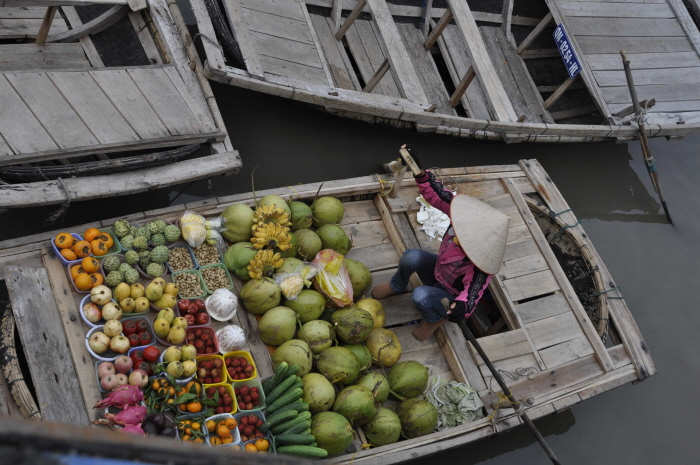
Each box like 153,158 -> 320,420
0,159 -> 655,463
187,0 -> 700,143
0,0 -> 241,210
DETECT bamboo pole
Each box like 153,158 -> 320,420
620,50 -> 673,225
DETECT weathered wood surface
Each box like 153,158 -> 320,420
46,5 -> 127,43
5,266 -> 90,425
0,43 -> 89,71
0,6 -> 69,39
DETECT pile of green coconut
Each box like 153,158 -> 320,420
220,195 -> 439,456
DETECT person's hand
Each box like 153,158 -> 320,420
400,144 -> 425,178
447,300 -> 467,323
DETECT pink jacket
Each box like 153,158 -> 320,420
415,171 -> 491,315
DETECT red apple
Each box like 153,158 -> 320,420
143,346 -> 160,362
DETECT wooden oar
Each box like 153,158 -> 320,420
619,50 -> 673,225
441,298 -> 562,465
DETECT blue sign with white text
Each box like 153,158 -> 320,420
553,24 -> 581,79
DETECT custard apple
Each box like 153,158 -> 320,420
146,263 -> 165,277
123,268 -> 139,285
133,236 -> 148,251
163,224 -> 181,242
118,263 -> 133,275
138,251 -> 151,270
130,225 -> 139,236
148,245 -> 169,264
124,250 -> 139,266
147,220 -> 167,235
113,220 -> 130,238
151,233 -> 166,246
134,227 -> 151,240
105,271 -> 124,287
102,255 -> 121,273
120,234 -> 135,250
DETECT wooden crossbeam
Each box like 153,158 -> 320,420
424,7 -> 452,50
35,6 -> 57,44
331,0 -> 342,28
421,0 -> 433,37
501,0 -> 514,39
543,75 -> 579,110
363,57 -> 390,92
335,0 -> 367,40
516,12 -> 552,55
47,5 -> 126,43
449,66 -> 474,107
613,99 -> 655,118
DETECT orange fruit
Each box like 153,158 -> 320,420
181,434 -> 191,442
186,401 -> 202,413
82,257 -> 100,273
193,438 -> 204,444
216,424 -> 231,439
209,436 -> 222,446
60,249 -> 78,261
244,444 -> 258,453
70,265 -> 86,280
91,240 -> 108,256
89,273 -> 104,288
96,232 -> 114,248
185,381 -> 201,396
75,273 -> 92,291
178,404 -> 187,412
206,420 -> 216,433
224,418 -> 237,429
221,436 -> 233,444
55,233 -> 74,249
84,228 -> 101,242
229,445 -> 241,451
73,240 -> 91,258
191,422 -> 201,431
255,439 -> 269,452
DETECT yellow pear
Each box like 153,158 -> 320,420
145,281 -> 163,302
157,308 -> 175,325
153,318 -> 170,338
130,283 -> 145,300
166,326 -> 186,345
163,282 -> 179,297
171,317 -> 188,330
153,294 -> 177,310
151,277 -> 167,288
119,298 -> 136,314
114,282 -> 131,303
134,297 -> 150,313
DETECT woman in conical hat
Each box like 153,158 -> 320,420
372,145 -> 510,341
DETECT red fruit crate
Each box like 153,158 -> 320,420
203,382 -> 237,416
233,411 -> 268,444
233,379 -> 266,413
222,351 -> 257,382
195,354 -> 226,385
187,326 -> 219,355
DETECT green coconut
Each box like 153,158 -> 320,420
220,203 -> 254,243
297,319 -> 335,354
316,224 -> 353,255
290,201 -> 313,230
239,277 -> 281,315
362,408 -> 402,446
397,398 -> 438,439
388,361 -> 429,400
295,229 -> 322,260
319,306 -> 337,324
332,385 -> 378,427
312,197 -> 345,227
271,339 -> 313,376
355,372 -> 391,404
332,307 -> 374,344
223,242 -> 258,281
257,306 -> 297,346
317,346 -> 361,385
276,231 -> 298,259
365,328 -> 402,368
342,343 -> 372,371
311,412 -> 354,457
257,194 -> 291,217
356,298 -> 386,328
285,289 -> 326,323
345,259 -> 373,300
302,373 -> 336,414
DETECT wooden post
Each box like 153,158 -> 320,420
421,0 -> 433,37
389,166 -> 407,198
449,66 -> 474,107
516,12 -> 552,55
35,6 -> 58,45
335,0 -> 367,40
363,58 -> 390,93
424,7 -> 452,50
542,75 -> 578,110
501,0 -> 514,40
331,0 -> 343,28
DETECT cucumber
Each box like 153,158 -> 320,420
264,362 -> 289,395
277,445 -> 328,458
285,364 -> 300,377
275,434 -> 316,446
266,375 -> 301,404
271,411 -> 311,435
310,442 -> 317,447
259,409 -> 297,433
271,401 -> 309,416
266,387 -> 303,414
282,421 -> 311,435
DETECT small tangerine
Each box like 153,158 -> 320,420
75,273 -> 92,291
186,401 -> 202,413
182,434 -> 191,442
169,387 -> 176,397
244,444 -> 258,453
206,420 -> 216,433
151,381 -> 161,391
255,439 -> 269,451
193,438 -> 204,444
55,233 -> 74,249
217,424 -> 231,439
166,399 -> 174,405
84,228 -> 101,242
96,232 -> 114,248
73,240 -> 91,258
185,380 -> 201,395
185,428 -> 192,436
82,257 -> 100,273
89,273 -> 104,288
178,404 -> 187,412
91,240 -> 108,256
224,418 -> 237,429
221,436 -> 233,444
60,249 -> 78,261
191,422 -> 201,431
209,436 -> 222,446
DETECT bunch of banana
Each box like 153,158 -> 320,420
247,249 -> 285,279
253,205 -> 292,229
252,222 -> 293,251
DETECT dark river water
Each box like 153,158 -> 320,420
8,11 -> 700,464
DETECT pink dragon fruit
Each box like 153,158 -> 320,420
92,405 -> 147,428
121,424 -> 146,436
94,384 -> 143,409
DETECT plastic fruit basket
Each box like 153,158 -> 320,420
222,351 -> 257,382
233,379 -> 266,413
204,413 -> 241,446
199,263 -> 234,295
53,233 -> 84,266
66,262 -> 97,294
188,326 -> 219,356
85,326 -> 124,362
121,315 -> 156,351
172,270 -> 207,301
191,243 -> 224,268
79,294 -> 117,328
234,410 -> 269,442
195,354 -> 226,384
157,350 -> 195,385
167,243 -> 198,273
98,227 -> 122,257
203,382 -> 237,416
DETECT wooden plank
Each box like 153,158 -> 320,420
567,17 -> 686,37
477,352 -> 539,389
526,311 -> 585,350
356,19 -> 402,97
222,0 -> 264,78
335,0 -> 366,39
259,54 -> 329,84
382,293 -> 422,326
345,242 -> 400,272
341,219 -> 391,249
242,6 -> 313,45
60,6 -> 103,67
46,5 -> 127,43
297,0 -> 335,87
577,35 -> 693,54
4,72 -> 98,149
128,10 -> 163,66
127,67 -> 204,136
502,0 -> 514,38
190,0 -> 226,72
468,328 -> 532,364
436,321 -> 488,391
498,252 -> 548,280
363,58 -> 389,93
0,133 -> 12,156
89,68 -> 170,139
608,100 -> 700,113
5,266 -> 90,425
250,30 -> 323,69
600,82 -> 700,103
668,0 -> 700,57
559,1 -> 674,18
421,0 -> 432,36
503,238 -> 539,261
0,7 -> 54,19
35,5 -> 57,44
502,269 -> 559,301
587,52 -> 700,71
0,43 -> 89,71
446,0 -> 518,122
47,71 -> 139,144
341,199 -> 381,224
310,14 -> 360,90
424,7 -> 452,49
505,223 -> 531,246
516,292 -> 571,324
543,76 -> 578,110
538,336 -> 594,368
594,67 -> 700,87
240,0 -> 306,21
162,67 -> 218,133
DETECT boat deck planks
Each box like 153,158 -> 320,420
0,6 -> 69,39
0,43 -> 90,71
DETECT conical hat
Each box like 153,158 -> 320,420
449,195 -> 510,275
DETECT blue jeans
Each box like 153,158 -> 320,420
390,249 -> 454,323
